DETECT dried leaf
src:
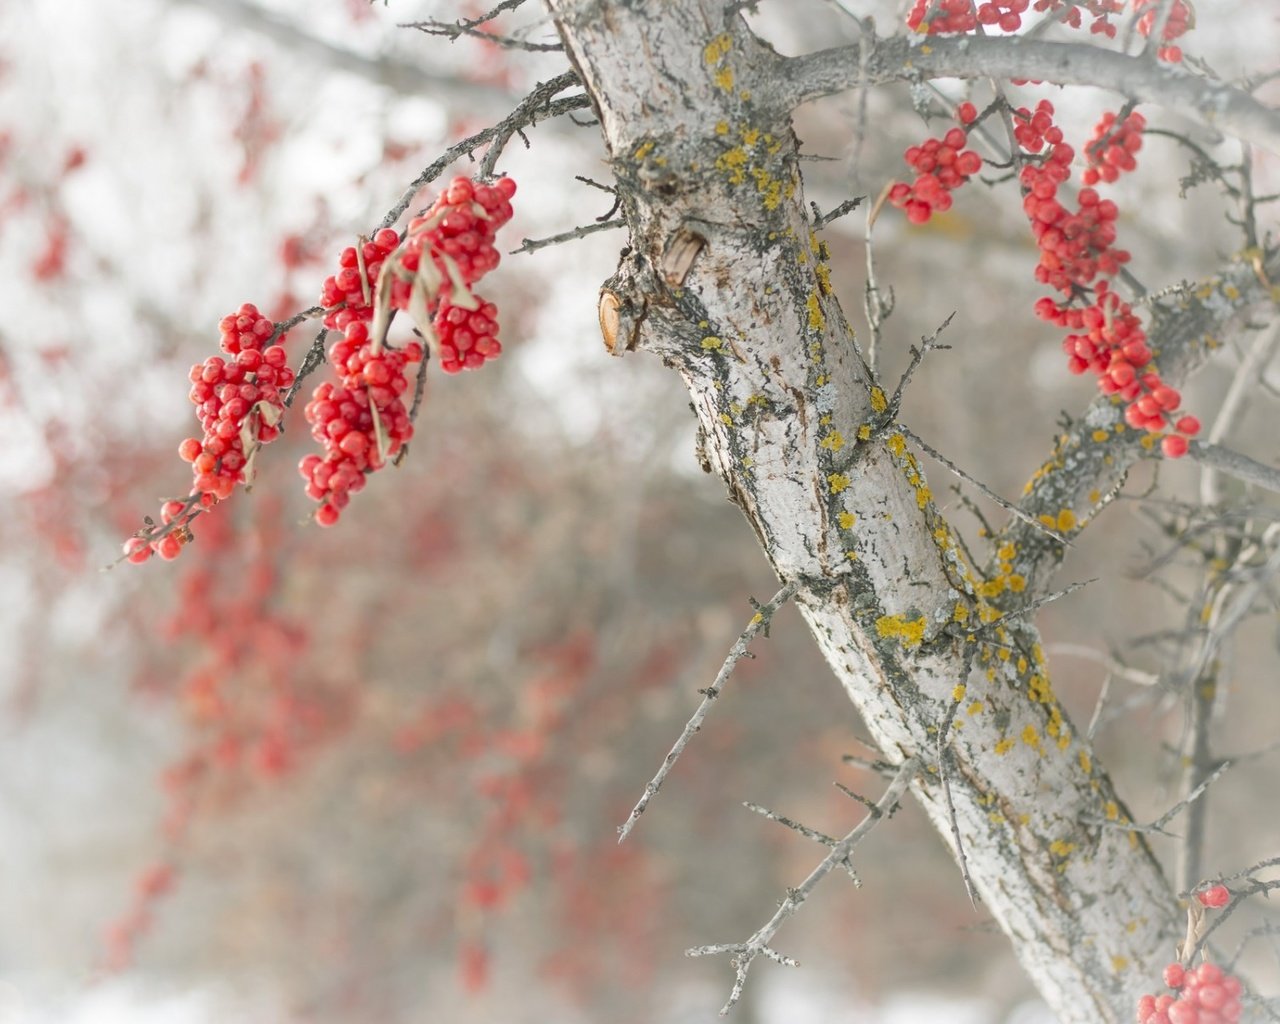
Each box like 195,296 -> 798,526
437,251 -> 478,311
355,234 -> 371,307
370,399 -> 389,466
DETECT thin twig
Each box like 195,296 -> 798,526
938,699 -> 977,907
899,427 -> 1073,547
743,801 -> 861,885
283,324 -> 330,408
810,195 -> 864,228
510,217 -> 625,255
617,581 -> 799,843
403,0 -> 562,52
887,313 -> 954,416
967,579 -> 1094,638
379,75 -> 587,229
687,757 -> 921,1016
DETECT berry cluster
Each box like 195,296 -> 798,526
906,0 -> 981,34
1083,109 -> 1146,186
1135,0 -> 1192,62
303,176 -> 516,525
888,124 -> 984,224
319,227 -> 403,329
300,329 -> 423,527
1011,103 -> 1198,457
390,175 -> 516,373
907,0 -> 1126,36
125,303 -> 293,563
1013,99 -> 1065,153
1137,961 -> 1244,1024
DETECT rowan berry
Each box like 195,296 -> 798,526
1197,885 -> 1230,909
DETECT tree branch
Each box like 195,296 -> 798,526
617,581 -> 798,843
687,757 -> 920,1016
779,35 -> 1280,156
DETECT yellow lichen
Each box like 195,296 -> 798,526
857,425 -> 872,441
703,34 -> 732,65
701,336 -> 724,350
874,613 -> 927,647
837,511 -> 856,530
1057,509 -> 1077,532
828,473 -> 850,494
1079,750 -> 1092,774
820,431 -> 845,453
952,684 -> 966,702
1021,724 -> 1040,748
1091,429 -> 1110,443
994,737 -> 1015,755
806,291 -> 825,331
869,386 -> 888,413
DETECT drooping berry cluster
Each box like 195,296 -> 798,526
1134,0 -> 1192,62
302,175 -> 516,525
299,329 -> 423,527
1136,961 -> 1244,1024
1083,109 -> 1146,185
319,228 -> 403,329
125,303 -> 293,563
1011,103 -> 1198,457
389,175 -> 516,373
888,123 -> 984,224
906,0 -> 1126,37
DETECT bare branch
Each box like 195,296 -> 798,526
901,426 -> 1073,547
509,217 -> 625,255
617,581 -> 799,843
172,0 -> 516,106
379,77 -> 589,229
1190,440 -> 1280,496
687,757 -> 921,1016
780,35 -> 1280,156
743,801 -> 861,885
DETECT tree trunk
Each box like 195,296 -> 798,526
543,3 -> 1267,1020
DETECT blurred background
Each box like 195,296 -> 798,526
1,1 -> 1279,1021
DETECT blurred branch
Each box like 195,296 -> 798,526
742,801 -> 861,885
1189,440 -> 1280,496
171,0 -> 517,107
781,35 -> 1280,156
403,0 -> 563,52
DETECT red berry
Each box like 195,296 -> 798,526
1198,885 -> 1230,909
123,537 -> 152,564
1161,435 -> 1189,459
